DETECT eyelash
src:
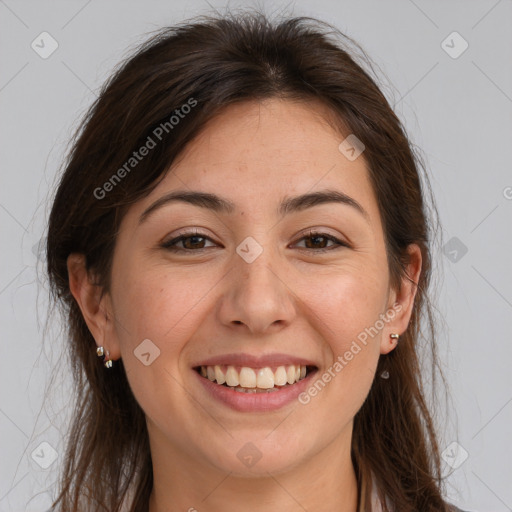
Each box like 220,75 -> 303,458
161,229 -> 349,253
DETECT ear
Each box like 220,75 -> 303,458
67,253 -> 121,361
380,244 -> 422,355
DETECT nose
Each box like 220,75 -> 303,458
217,244 -> 297,335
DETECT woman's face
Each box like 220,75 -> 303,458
84,99 -> 419,477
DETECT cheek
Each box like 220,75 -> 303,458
109,268 -> 215,425
305,263 -> 388,350
298,267 -> 386,410
111,262 -> 227,363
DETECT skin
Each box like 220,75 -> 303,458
68,98 -> 421,512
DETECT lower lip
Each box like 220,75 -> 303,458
194,368 -> 318,412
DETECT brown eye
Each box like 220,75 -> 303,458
161,231 -> 216,252
293,231 -> 348,253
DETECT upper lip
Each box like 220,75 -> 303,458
193,353 -> 319,369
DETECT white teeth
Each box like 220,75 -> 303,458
256,367 -> 274,389
199,363 -> 310,389
225,366 -> 239,387
239,367 -> 256,388
214,365 -> 226,385
274,366 -> 288,386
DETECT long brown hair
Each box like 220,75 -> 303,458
46,10 -> 453,511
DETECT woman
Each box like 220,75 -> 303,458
46,11 -> 469,512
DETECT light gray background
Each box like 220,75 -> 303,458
1,1 -> 511,511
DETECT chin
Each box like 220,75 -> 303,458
200,435 -> 312,477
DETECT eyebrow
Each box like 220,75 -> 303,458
139,188 -> 370,224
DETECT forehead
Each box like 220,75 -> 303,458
174,98 -> 361,180
128,98 -> 381,227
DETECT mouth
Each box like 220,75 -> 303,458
194,364 -> 318,393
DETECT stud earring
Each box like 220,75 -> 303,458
390,333 -> 400,342
96,346 -> 113,368
104,351 -> 113,368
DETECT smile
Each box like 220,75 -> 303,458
196,364 -> 313,393
194,362 -> 318,412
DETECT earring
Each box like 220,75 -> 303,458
96,346 -> 113,368
390,333 -> 400,342
104,350 -> 113,368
